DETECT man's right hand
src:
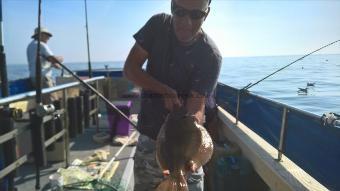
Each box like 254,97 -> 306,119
124,42 -> 182,111
46,55 -> 63,69
55,56 -> 64,63
53,56 -> 63,69
162,85 -> 182,111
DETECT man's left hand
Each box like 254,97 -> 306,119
186,160 -> 199,173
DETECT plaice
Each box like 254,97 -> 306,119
155,108 -> 213,191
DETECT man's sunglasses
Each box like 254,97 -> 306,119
171,1 -> 209,20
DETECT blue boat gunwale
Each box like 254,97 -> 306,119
217,107 -> 329,191
217,82 -> 340,191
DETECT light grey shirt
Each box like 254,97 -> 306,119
26,40 -> 54,80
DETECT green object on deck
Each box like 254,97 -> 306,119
62,179 -> 121,191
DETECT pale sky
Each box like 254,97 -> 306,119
2,0 -> 340,64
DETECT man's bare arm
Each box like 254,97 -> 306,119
185,90 -> 206,172
124,42 -> 181,110
46,55 -> 63,69
186,91 -> 206,125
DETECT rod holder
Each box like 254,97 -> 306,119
277,107 -> 288,161
235,90 -> 241,125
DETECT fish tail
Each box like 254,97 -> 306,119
156,171 -> 188,191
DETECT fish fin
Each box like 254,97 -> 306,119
155,172 -> 188,191
192,125 -> 214,166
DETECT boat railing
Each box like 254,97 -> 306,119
216,82 -> 340,190
0,76 -> 105,189
0,76 -> 104,105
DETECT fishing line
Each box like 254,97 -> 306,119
242,40 -> 340,91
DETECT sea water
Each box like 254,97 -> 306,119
6,54 -> 340,116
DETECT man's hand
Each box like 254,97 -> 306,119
162,85 -> 182,111
55,56 -> 64,63
54,56 -> 63,69
185,91 -> 206,125
186,160 -> 199,173
47,55 -> 63,69
52,63 -> 61,69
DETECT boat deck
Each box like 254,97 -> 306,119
14,98 -> 139,191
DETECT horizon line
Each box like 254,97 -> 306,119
8,53 -> 340,65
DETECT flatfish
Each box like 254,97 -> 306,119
156,108 -> 213,191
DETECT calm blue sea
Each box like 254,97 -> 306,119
6,54 -> 340,116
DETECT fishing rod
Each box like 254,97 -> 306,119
84,0 -> 92,78
56,61 -> 139,182
98,130 -> 137,179
234,40 -> 340,124
55,60 -> 137,129
242,39 -> 340,91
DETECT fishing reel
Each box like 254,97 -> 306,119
321,112 -> 340,129
36,104 -> 55,117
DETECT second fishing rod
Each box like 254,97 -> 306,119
234,39 -> 340,124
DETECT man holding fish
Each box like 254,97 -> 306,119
124,0 -> 221,190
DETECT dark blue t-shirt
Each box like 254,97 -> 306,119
134,13 -> 221,140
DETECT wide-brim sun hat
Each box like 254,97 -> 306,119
31,27 -> 53,38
